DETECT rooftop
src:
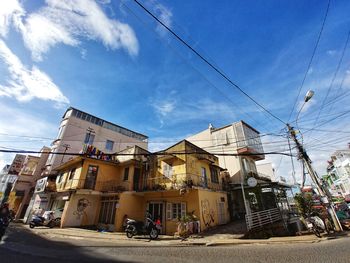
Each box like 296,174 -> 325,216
63,107 -> 148,141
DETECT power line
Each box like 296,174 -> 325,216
121,1 -> 282,134
132,0 -> 286,125
310,29 -> 350,135
0,148 -> 294,157
288,0 -> 331,121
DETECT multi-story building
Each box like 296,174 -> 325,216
324,148 -> 350,199
186,121 -> 293,232
43,107 -> 148,176
6,147 -> 50,221
0,154 -> 26,205
52,140 -> 229,235
33,107 -> 148,214
187,121 -> 265,216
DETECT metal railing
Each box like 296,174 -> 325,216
56,179 -> 127,192
245,208 -> 282,231
146,173 -> 222,191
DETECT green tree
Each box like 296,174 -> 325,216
294,193 -> 315,218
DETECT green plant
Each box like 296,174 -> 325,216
294,193 -> 315,218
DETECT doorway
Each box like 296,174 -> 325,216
133,168 -> 141,191
147,202 -> 165,234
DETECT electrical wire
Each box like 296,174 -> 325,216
288,0 -> 331,121
120,0 -> 282,135
132,0 -> 286,126
0,148 -> 295,157
309,29 -> 350,137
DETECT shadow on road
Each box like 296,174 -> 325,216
1,224 -> 133,263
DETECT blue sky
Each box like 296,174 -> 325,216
0,0 -> 350,183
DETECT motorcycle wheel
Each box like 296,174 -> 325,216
48,221 -> 55,228
29,223 -> 35,229
126,231 -> 133,238
313,227 -> 321,238
149,228 -> 159,240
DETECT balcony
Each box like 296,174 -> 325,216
233,121 -> 264,160
146,173 -> 223,192
56,179 -> 126,193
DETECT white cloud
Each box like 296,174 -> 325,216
9,0 -> 139,61
0,104 -> 57,167
153,2 -> 172,35
151,97 -> 237,127
0,39 -> 69,106
0,0 -> 24,37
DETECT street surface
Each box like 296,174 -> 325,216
1,224 -> 349,263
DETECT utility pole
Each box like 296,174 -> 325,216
287,124 -> 343,232
60,144 -> 70,164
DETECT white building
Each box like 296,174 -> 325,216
34,107 -> 148,213
256,162 -> 277,182
326,148 -> 350,198
187,121 -> 265,183
43,107 -> 148,176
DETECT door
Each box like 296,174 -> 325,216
147,202 -> 164,234
133,168 -> 141,191
217,202 -> 225,225
84,165 -> 98,189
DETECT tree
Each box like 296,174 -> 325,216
294,193 -> 315,218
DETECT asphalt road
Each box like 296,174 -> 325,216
1,225 -> 349,263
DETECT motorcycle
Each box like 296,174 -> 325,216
306,214 -> 329,237
29,211 -> 60,229
125,213 -> 159,240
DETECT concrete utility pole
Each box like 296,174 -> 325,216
287,124 -> 343,232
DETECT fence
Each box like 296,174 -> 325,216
245,208 -> 282,231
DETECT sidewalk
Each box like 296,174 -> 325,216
15,223 -> 350,247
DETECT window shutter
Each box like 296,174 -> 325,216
181,202 -> 186,218
166,202 -> 172,220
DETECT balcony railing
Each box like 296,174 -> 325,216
146,173 -> 222,191
56,179 -> 127,193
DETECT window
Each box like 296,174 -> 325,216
201,167 -> 208,187
163,163 -> 173,178
57,125 -> 66,139
56,174 -> 63,183
210,167 -> 219,183
98,196 -> 118,224
84,133 -> 95,145
166,202 -> 186,220
123,167 -> 129,181
69,168 -> 76,180
105,140 -> 114,151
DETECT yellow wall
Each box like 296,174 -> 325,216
61,193 -> 100,227
115,192 -> 145,231
197,189 -> 230,231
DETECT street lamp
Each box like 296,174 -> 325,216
296,90 -> 314,124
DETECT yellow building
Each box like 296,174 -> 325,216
54,141 -> 229,235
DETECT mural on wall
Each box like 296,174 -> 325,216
73,198 -> 91,224
201,199 -> 215,227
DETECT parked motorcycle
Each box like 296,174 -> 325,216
306,214 -> 329,237
29,211 -> 60,228
125,213 -> 159,240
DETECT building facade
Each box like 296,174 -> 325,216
324,148 -> 350,199
53,140 -> 230,235
33,107 -> 148,214
187,121 -> 265,218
